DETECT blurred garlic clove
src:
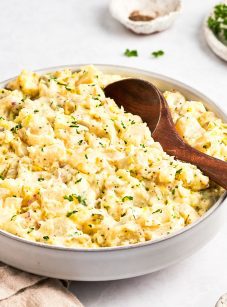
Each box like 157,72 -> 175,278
109,0 -> 181,34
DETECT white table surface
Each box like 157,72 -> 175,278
0,0 -> 227,306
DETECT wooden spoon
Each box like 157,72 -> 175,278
104,78 -> 227,189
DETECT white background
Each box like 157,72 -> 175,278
0,0 -> 226,306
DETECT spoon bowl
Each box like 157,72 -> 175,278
104,78 -> 227,189
105,78 -> 161,133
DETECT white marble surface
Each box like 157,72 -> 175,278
0,0 -> 226,306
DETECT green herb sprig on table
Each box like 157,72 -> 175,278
208,3 -> 227,45
124,49 -> 138,57
123,49 -> 165,58
151,50 -> 165,58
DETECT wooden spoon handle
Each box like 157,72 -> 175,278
167,142 -> 227,189
153,92 -> 227,189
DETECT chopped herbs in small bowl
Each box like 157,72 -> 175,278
204,2 -> 227,61
208,3 -> 227,46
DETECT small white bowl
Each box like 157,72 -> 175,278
109,0 -> 181,34
216,293 -> 227,307
204,15 -> 227,61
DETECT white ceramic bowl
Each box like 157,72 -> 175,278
204,18 -> 227,62
109,0 -> 181,34
0,65 -> 226,281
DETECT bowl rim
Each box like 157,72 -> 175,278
0,63 -> 226,253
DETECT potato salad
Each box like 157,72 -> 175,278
0,66 -> 225,248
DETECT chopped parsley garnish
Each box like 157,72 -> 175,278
11,123 -> 22,133
38,177 -> 45,182
76,195 -> 87,206
66,210 -> 78,217
43,236 -> 49,240
65,86 -> 72,91
124,49 -> 138,57
50,76 -> 72,90
85,154 -> 88,159
64,194 -> 74,201
122,196 -> 133,202
69,120 -> 79,128
75,178 -> 82,184
151,50 -> 165,58
175,168 -> 182,175
152,209 -> 162,214
0,174 -> 5,180
78,140 -> 83,145
10,214 -> 17,221
34,110 -> 39,113
208,4 -> 227,45
64,194 -> 87,206
121,121 -> 126,129
27,227 -> 34,234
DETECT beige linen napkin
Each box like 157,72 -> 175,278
0,262 -> 83,307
